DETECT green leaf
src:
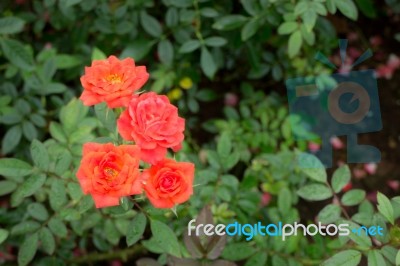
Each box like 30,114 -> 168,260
200,47 -> 217,79
212,15 -> 248,31
217,187 -> 231,201
30,139 -> 50,171
27,203 -> 49,221
368,250 -> 386,266
49,122 -> 67,143
157,39 -> 174,66
120,39 -> 155,61
331,165 -> 351,193
2,125 -> 22,154
300,25 -> 315,45
204,37 -> 227,47
277,21 -> 298,35
297,184 -> 333,201
321,250 -> 361,266
0,158 -> 32,177
221,243 -> 256,261
278,187 -> 292,216
346,221 -> 372,247
59,98 -> 88,134
241,18 -> 259,41
55,54 -> 82,69
11,221 -> 41,235
166,7 -> 179,27
65,0 -> 81,7
140,11 -> 162,37
302,9 -> 317,31
240,0 -> 258,16
298,153 -> 327,183
104,220 -> 120,245
327,0 -> 337,13
22,120 -> 37,141
13,174 -> 46,200
67,183 -> 83,200
179,40 -> 201,53
244,252 -> 268,266
150,219 -> 181,257
39,227 -> 55,255
48,217 -> 68,238
381,246 -> 398,264
294,2 -> 308,16
91,47 -> 107,60
201,7 -> 219,17
318,204 -> 341,224
42,82 -> 67,95
94,102 -> 116,133
341,189 -> 366,206
396,250 -> 400,266
0,38 -> 34,70
54,150 -> 72,176
0,229 -> 9,245
49,179 -> 68,210
0,180 -> 17,196
18,232 -> 39,266
0,17 -> 25,34
126,213 -> 147,246
288,30 -> 302,58
355,0 -> 376,18
377,192 -> 394,225
335,0 -> 358,20
217,132 -> 232,157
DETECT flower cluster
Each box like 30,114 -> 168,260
76,56 -> 194,209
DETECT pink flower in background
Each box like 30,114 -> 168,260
376,65 -> 396,79
364,163 -> 377,175
342,182 -> 352,192
370,36 -> 383,47
388,54 -> 400,68
338,58 -> 354,74
367,191 -> 378,203
348,47 -> 361,59
353,168 -> 366,179
376,54 -> 400,79
337,160 -> 345,167
330,136 -> 344,149
347,32 -> 358,41
224,93 -> 238,106
261,193 -> 271,206
308,141 -> 320,152
387,180 -> 399,191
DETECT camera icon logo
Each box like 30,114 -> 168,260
286,40 -> 382,168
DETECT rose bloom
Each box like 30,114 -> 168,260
80,56 -> 149,108
142,158 -> 194,208
117,92 -> 185,164
76,142 -> 142,208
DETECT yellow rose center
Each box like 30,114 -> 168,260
105,74 -> 122,84
104,167 -> 118,181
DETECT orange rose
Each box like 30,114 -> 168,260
80,56 -> 149,108
117,92 -> 185,164
76,142 -> 142,208
142,158 -> 194,208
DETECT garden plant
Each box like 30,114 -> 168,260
0,0 -> 399,265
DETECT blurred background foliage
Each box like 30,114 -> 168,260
0,0 -> 400,265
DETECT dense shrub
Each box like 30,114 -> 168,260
0,0 -> 399,265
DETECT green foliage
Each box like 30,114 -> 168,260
0,0 -> 398,265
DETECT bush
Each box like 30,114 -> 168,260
0,0 -> 399,265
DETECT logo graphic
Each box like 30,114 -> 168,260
286,39 -> 382,168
